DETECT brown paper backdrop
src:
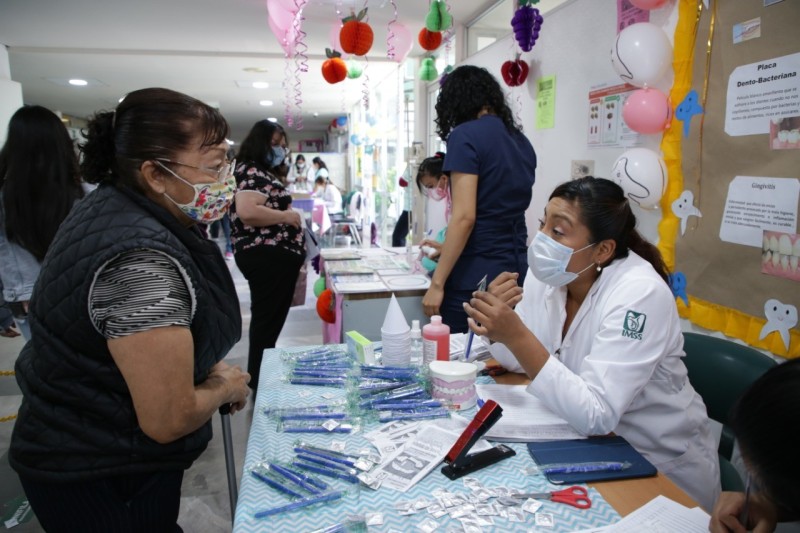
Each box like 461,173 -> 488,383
676,0 -> 800,320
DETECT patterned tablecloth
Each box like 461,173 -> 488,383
233,347 -> 621,532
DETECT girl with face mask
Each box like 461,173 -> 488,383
228,119 -> 305,394
414,152 -> 449,272
464,177 -> 720,512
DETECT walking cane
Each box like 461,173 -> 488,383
219,403 -> 238,525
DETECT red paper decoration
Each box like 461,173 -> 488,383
321,49 -> 347,84
340,8 -> 374,56
316,289 -> 336,323
418,28 -> 442,51
501,58 -> 529,87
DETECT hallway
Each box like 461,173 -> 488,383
0,238 -> 323,532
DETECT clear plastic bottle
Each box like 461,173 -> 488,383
423,315 -> 450,364
410,320 -> 423,366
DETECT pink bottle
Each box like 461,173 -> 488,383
422,315 -> 451,363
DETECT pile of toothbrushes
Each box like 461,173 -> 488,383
249,462 -> 344,518
283,347 -> 354,387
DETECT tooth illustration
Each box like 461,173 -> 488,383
671,190 -> 703,236
759,298 -> 798,351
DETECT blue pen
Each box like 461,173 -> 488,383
464,274 -> 488,361
253,490 -> 344,519
267,463 -> 323,494
281,465 -> 329,491
250,469 -> 304,498
292,461 -> 360,483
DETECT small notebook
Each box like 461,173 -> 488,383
527,435 -> 657,484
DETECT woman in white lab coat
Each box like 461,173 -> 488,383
465,176 -> 720,511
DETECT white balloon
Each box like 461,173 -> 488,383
610,148 -> 667,209
610,22 -> 672,88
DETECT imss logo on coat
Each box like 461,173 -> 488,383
622,310 -> 647,340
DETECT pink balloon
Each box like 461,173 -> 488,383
268,3 -> 295,32
268,14 -> 295,56
630,0 -> 669,9
391,24 -> 413,63
622,88 -> 672,134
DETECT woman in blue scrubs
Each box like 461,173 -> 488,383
422,65 -> 537,333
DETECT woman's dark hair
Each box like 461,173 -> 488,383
295,154 -> 306,165
416,151 -> 446,192
314,176 -> 326,186
312,157 -> 327,170
550,176 -> 670,283
731,358 -> 800,514
1,105 -> 84,261
435,65 -> 520,141
80,88 -> 229,190
236,119 -> 287,172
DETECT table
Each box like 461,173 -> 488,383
320,247 -> 430,344
233,348 -> 698,532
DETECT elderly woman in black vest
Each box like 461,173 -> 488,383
10,88 -> 250,532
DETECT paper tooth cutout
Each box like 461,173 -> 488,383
382,293 -> 410,333
759,298 -> 797,351
671,190 -> 702,235
675,89 -> 703,138
668,272 -> 688,307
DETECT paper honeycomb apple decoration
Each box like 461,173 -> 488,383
321,49 -> 347,84
501,58 -> 529,87
418,28 -> 443,51
339,8 -> 374,56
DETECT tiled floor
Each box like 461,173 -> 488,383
0,240 -> 323,532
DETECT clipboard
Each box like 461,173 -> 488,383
527,435 -> 657,484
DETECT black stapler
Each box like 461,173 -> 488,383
441,399 -> 516,480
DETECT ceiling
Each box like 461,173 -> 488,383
0,0 -> 503,142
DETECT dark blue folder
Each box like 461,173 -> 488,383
527,435 -> 657,484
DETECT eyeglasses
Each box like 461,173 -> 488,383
155,158 -> 235,183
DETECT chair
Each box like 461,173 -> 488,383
682,332 -> 777,492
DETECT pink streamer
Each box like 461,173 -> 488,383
361,56 -> 370,112
284,56 -> 293,128
292,0 -> 307,130
386,0 -> 398,61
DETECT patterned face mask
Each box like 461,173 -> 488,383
156,161 -> 236,223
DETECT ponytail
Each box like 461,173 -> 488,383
80,111 -> 117,185
626,229 -> 670,284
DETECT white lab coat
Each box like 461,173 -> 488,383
489,252 -> 720,511
315,183 -> 342,215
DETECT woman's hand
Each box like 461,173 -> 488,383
709,492 -> 778,533
488,272 -> 522,308
463,291 -> 526,346
1,324 -> 20,338
209,361 -> 250,414
419,239 -> 442,261
282,209 -> 303,229
423,285 -> 444,317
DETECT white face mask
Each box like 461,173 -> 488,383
528,231 -> 596,287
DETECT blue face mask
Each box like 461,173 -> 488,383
268,146 -> 287,168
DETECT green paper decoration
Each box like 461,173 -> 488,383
347,60 -> 363,79
419,57 -> 438,82
425,0 -> 453,32
313,277 -> 326,297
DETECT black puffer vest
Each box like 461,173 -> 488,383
10,183 -> 241,482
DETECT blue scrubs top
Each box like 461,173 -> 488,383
441,114 -> 537,332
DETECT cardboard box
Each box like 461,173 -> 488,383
345,330 -> 375,364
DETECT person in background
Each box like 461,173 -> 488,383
289,153 -> 312,192
422,65 -> 537,333
311,156 -> 329,182
0,105 -> 85,341
314,176 -> 343,216
1,293 -> 19,337
416,152 -> 449,273
229,119 -> 305,394
10,88 -> 250,532
709,359 -> 800,532
391,165 -> 413,247
466,176 -> 720,511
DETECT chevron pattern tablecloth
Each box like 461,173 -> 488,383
233,347 -> 621,532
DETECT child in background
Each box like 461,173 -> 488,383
416,152 -> 449,273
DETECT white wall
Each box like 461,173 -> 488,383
0,46 -> 23,146
455,0 -> 678,245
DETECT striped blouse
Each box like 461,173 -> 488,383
89,249 -> 195,339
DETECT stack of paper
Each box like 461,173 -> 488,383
475,384 -> 585,441
572,495 -> 710,532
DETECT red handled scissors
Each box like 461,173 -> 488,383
513,486 -> 592,509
